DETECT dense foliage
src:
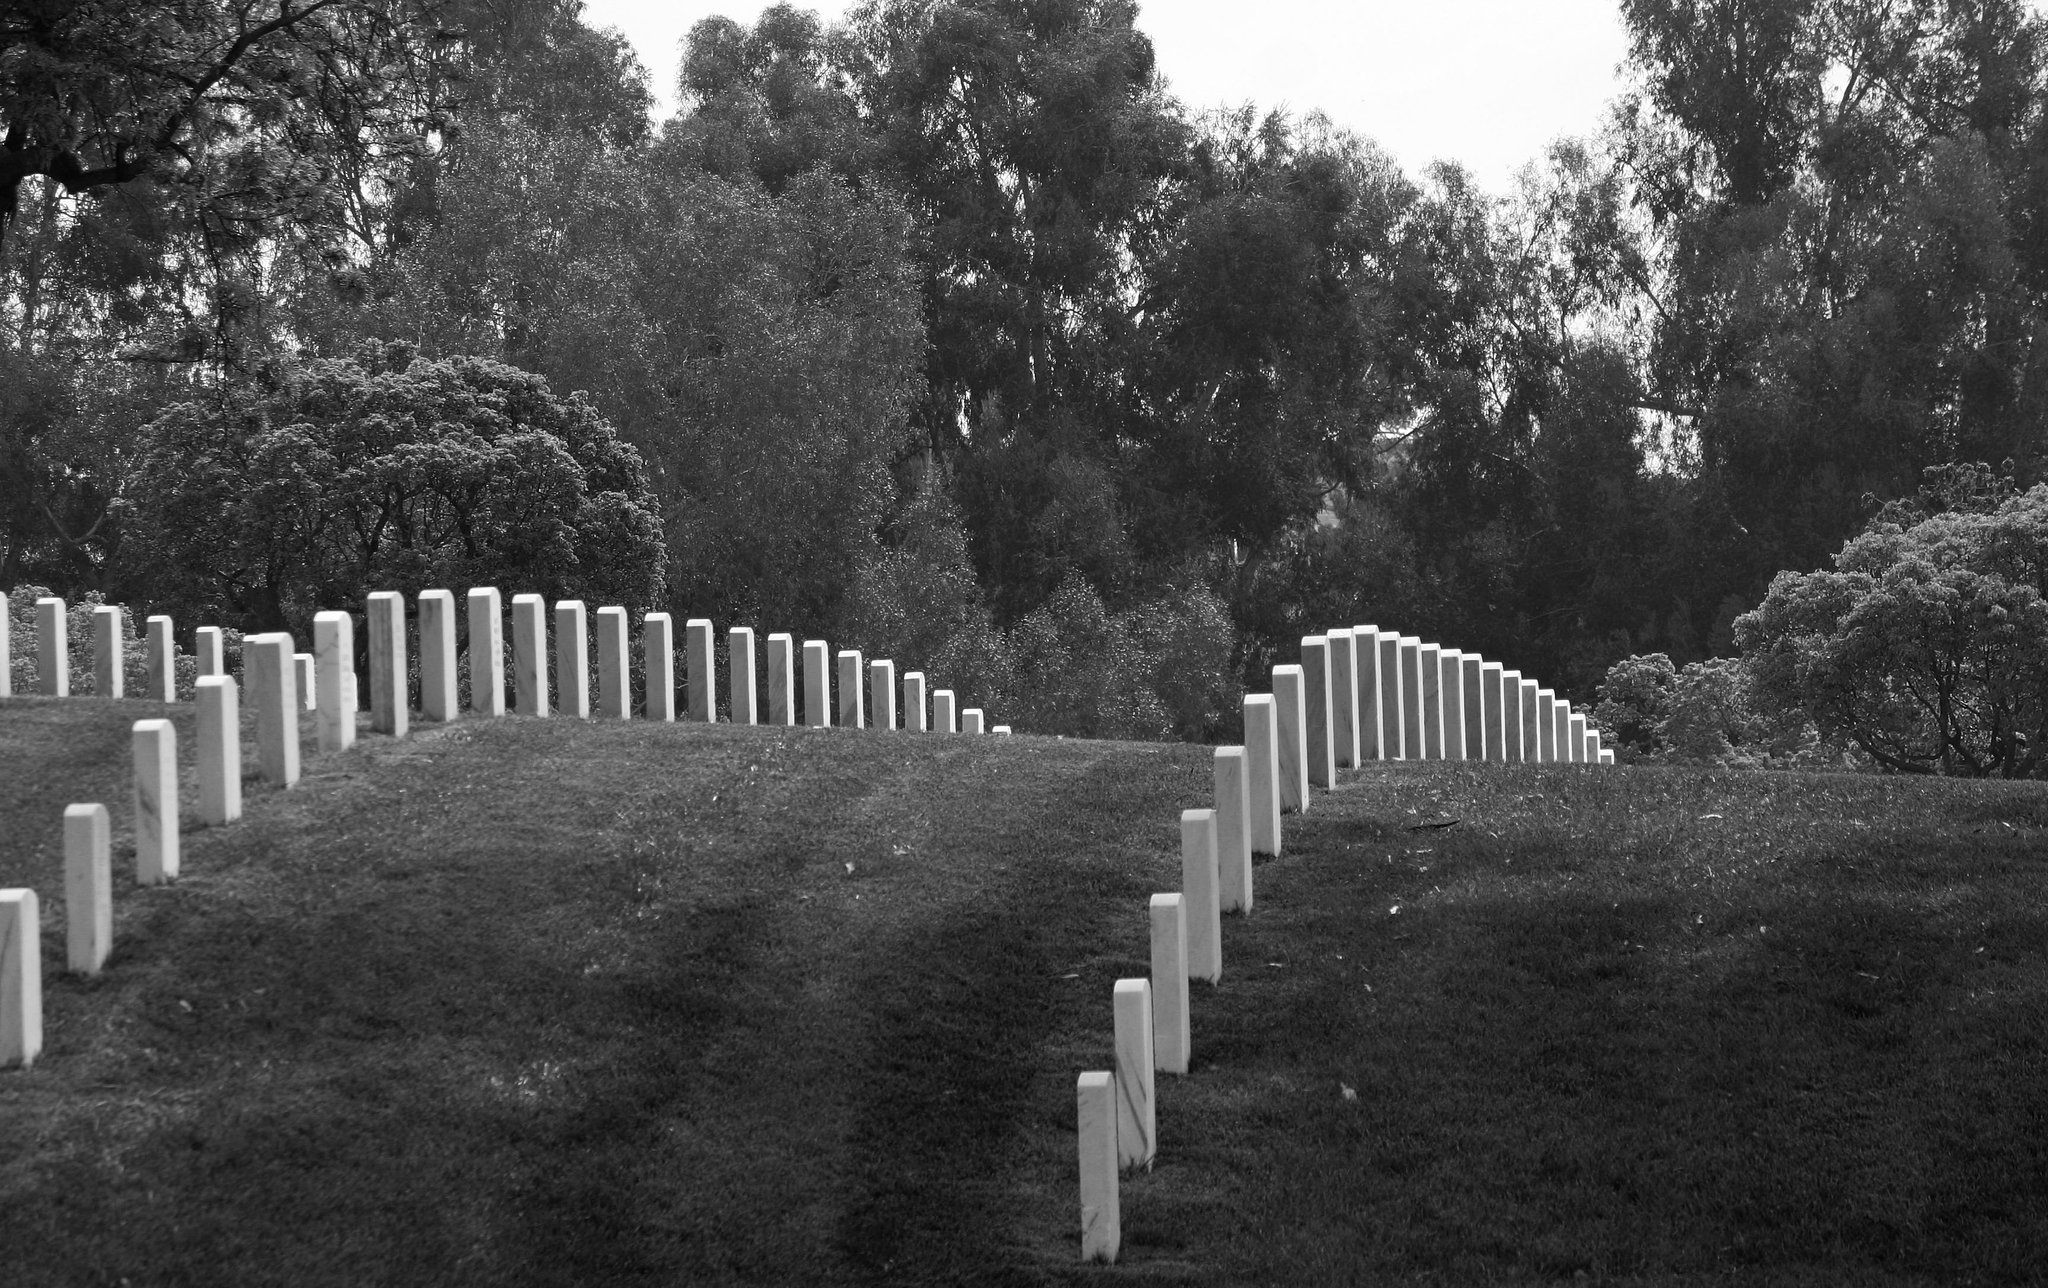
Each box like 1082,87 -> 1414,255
10,0 -> 2048,741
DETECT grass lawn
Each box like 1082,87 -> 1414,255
2,694 -> 2045,1285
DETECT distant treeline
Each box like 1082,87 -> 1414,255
6,0 -> 2048,738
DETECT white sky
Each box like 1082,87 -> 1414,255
577,0 -> 1635,193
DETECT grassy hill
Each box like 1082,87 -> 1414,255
2,696 -> 2046,1285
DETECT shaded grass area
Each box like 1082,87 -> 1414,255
1,695 -> 2045,1285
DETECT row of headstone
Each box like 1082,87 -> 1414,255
1075,622 -> 1618,1260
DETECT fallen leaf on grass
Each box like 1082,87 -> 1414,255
1341,1084 -> 1358,1102
1698,813 -> 1723,821
1406,818 -> 1460,831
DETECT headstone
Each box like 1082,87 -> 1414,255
246,633 -> 299,787
1076,1071 -> 1120,1263
1500,670 -> 1524,762
195,676 -> 242,825
933,689 -> 957,733
902,671 -> 927,732
467,589 -> 506,717
132,717 -> 179,885
145,615 -> 175,702
294,653 -> 315,711
803,641 -> 831,727
1212,747 -> 1252,916
1570,712 -> 1588,763
645,613 -> 676,721
418,590 -> 458,722
1398,636 -> 1422,759
1243,694 -> 1281,857
869,659 -> 896,730
1328,628 -> 1360,769
93,605 -> 123,698
64,803 -> 112,975
367,591 -> 408,736
1481,662 -> 1506,762
1273,664 -> 1309,813
1149,893 -> 1190,1075
1439,649 -> 1464,760
730,626 -> 758,725
837,650 -> 865,729
1300,637 -> 1335,790
0,590 -> 9,697
1419,643 -> 1443,759
1521,680 -> 1542,763
1373,630 -> 1401,759
554,601 -> 590,719
1182,807 -> 1223,981
687,618 -> 716,722
993,725 -> 1012,735
1462,654 -> 1485,761
1112,978 -> 1156,1169
195,626 -> 224,679
1537,688 -> 1557,762
962,708 -> 985,735
0,889 -> 41,1069
766,633 -> 795,725
35,597 -> 67,696
313,612 -> 355,753
1555,701 -> 1572,764
511,594 -> 548,717
595,607 -> 631,719
1599,748 -> 1615,765
1589,729 -> 1604,763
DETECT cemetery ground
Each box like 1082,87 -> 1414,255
1,699 -> 2045,1286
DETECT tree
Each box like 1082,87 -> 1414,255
125,341 -> 666,633
1736,472 -> 2048,777
1,0 -> 458,254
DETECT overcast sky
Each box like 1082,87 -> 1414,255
576,0 -> 1636,192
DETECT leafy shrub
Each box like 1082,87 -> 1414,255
1591,652 -> 1677,757
1593,650 -> 1848,768
5,587 -> 199,699
126,342 -> 666,638
1736,478 -> 2048,777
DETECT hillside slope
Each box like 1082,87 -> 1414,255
2,699 -> 2046,1285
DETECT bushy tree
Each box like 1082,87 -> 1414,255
1737,477 -> 2048,777
126,341 -> 666,634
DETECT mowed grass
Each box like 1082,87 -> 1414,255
1,696 -> 2046,1286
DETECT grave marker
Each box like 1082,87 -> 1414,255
1329,628 -> 1360,769
869,659 -> 896,730
1419,643 -> 1443,759
1481,662 -> 1505,762
803,641 -> 831,727
1182,808 -> 1223,981
687,619 -> 717,722
1214,747 -> 1251,914
962,708 -> 985,735
195,626 -> 224,679
196,676 -> 242,825
1537,689 -> 1557,762
645,613 -> 676,721
1570,712 -> 1588,763
145,615 -> 175,702
367,592 -> 408,736
837,650 -> 864,729
468,589 -> 506,717
1369,629 -> 1398,759
1599,748 -> 1615,765
294,653 -> 315,711
1076,1071 -> 1120,1263
1112,978 -> 1156,1169
766,633 -> 795,725
1439,649 -> 1465,760
0,889 -> 41,1069
1520,679 -> 1541,763
0,590 -> 9,697
1244,694 -> 1281,857
1149,893 -> 1190,1075
512,594 -> 548,717
132,718 -> 178,885
903,671 -> 927,732
1462,654 -> 1485,761
36,597 -> 67,695
1300,637 -> 1335,790
1273,664 -> 1308,812
730,627 -> 758,725
313,612 -> 355,753
1398,636 -> 1422,759
933,689 -> 957,733
419,590 -> 459,721
1553,698 -> 1570,764
595,607 -> 630,719
555,601 -> 590,719
65,803 -> 112,975
93,605 -> 123,698
247,633 -> 299,787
